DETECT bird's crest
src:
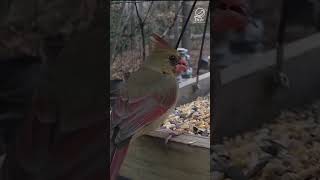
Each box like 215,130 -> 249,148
150,33 -> 171,50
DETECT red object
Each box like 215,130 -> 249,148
110,145 -> 130,180
213,0 -> 250,32
110,86 -> 178,180
175,59 -> 188,73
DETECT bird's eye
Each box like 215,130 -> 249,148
169,55 -> 178,66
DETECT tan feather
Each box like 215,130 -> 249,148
150,33 -> 170,49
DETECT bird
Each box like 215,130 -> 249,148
212,0 -> 251,68
110,33 -> 187,180
212,0 -> 250,33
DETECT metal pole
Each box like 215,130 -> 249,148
276,0 -> 288,73
275,0 -> 290,88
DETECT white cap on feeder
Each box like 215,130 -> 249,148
177,48 -> 188,53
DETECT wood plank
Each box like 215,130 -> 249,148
213,34 -> 320,142
120,134 -> 210,180
220,32 -> 320,84
147,129 -> 209,149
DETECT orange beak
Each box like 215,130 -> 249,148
175,59 -> 188,74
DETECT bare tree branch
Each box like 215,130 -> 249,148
161,1 -> 183,38
142,1 -> 154,25
111,2 -> 127,64
135,2 -> 146,62
112,1 -> 153,64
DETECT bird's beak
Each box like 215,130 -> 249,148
175,59 -> 188,74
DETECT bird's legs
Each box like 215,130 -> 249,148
164,129 -> 184,145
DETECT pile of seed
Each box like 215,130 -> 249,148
211,100 -> 320,180
161,95 -> 210,137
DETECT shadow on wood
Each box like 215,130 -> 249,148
213,33 -> 320,143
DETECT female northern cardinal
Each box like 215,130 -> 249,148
110,33 -> 187,180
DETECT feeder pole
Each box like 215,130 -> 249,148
275,0 -> 290,88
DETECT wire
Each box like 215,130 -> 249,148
161,1 -> 183,38
175,0 -> 197,49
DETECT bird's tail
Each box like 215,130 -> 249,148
110,144 -> 130,180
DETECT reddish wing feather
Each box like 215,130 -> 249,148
111,86 -> 177,143
110,88 -> 176,179
110,145 -> 129,180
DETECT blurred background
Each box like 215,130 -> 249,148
213,0 -> 320,68
212,1 -> 320,179
110,1 -> 210,81
110,2 -> 211,179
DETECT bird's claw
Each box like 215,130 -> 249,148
164,131 -> 182,145
164,134 -> 173,145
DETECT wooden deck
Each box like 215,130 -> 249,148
120,130 -> 210,180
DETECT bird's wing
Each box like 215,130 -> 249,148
110,85 -> 177,146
